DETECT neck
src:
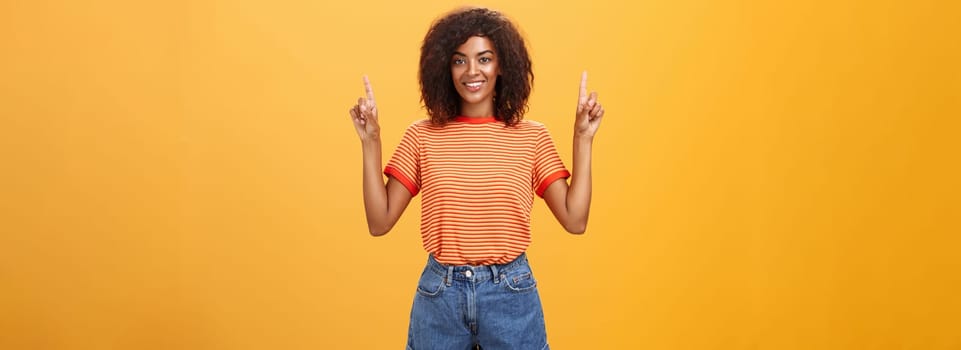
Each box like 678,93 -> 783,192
459,100 -> 494,118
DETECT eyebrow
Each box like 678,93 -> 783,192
453,50 -> 495,57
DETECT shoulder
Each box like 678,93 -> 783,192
401,119 -> 433,134
409,118 -> 432,128
516,119 -> 544,128
513,119 -> 553,137
514,119 -> 548,131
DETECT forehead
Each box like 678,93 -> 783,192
454,36 -> 495,55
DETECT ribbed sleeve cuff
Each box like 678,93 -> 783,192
536,170 -> 571,197
384,166 -> 419,196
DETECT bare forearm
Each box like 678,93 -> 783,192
565,134 -> 594,233
361,139 -> 389,235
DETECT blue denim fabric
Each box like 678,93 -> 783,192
406,253 -> 549,350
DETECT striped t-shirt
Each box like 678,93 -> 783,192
384,116 -> 570,265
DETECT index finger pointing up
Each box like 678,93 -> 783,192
363,75 -> 375,101
579,71 -> 588,101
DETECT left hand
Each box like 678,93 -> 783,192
575,71 -> 604,138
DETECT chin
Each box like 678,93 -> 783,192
460,97 -> 485,104
458,93 -> 494,105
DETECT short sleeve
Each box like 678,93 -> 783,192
532,124 -> 570,197
384,122 -> 421,196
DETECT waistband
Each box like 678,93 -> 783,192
426,253 -> 529,285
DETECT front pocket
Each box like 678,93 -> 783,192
415,268 -> 446,297
503,268 -> 537,292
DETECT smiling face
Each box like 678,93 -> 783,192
451,36 -> 500,117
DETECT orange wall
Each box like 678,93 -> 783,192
1,0 -> 959,349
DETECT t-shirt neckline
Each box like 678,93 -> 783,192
453,116 -> 498,124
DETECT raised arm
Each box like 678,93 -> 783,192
543,71 -> 605,234
349,76 -> 413,236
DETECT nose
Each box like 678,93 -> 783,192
468,60 -> 479,76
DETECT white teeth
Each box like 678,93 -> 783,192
465,82 -> 483,88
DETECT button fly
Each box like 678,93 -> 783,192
464,270 -> 473,278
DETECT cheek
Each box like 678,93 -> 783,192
488,66 -> 500,85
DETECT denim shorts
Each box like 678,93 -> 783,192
406,252 -> 549,350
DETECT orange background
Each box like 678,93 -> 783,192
2,0 -> 959,349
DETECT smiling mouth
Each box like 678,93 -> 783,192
463,81 -> 485,92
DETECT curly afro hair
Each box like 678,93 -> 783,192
419,7 -> 533,126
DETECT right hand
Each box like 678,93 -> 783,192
574,71 -> 604,139
349,75 -> 380,142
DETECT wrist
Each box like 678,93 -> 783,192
573,133 -> 595,144
361,137 -> 382,149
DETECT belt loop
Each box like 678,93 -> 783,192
490,264 -> 500,284
445,266 -> 453,287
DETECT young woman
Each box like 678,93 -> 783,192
349,7 -> 604,349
